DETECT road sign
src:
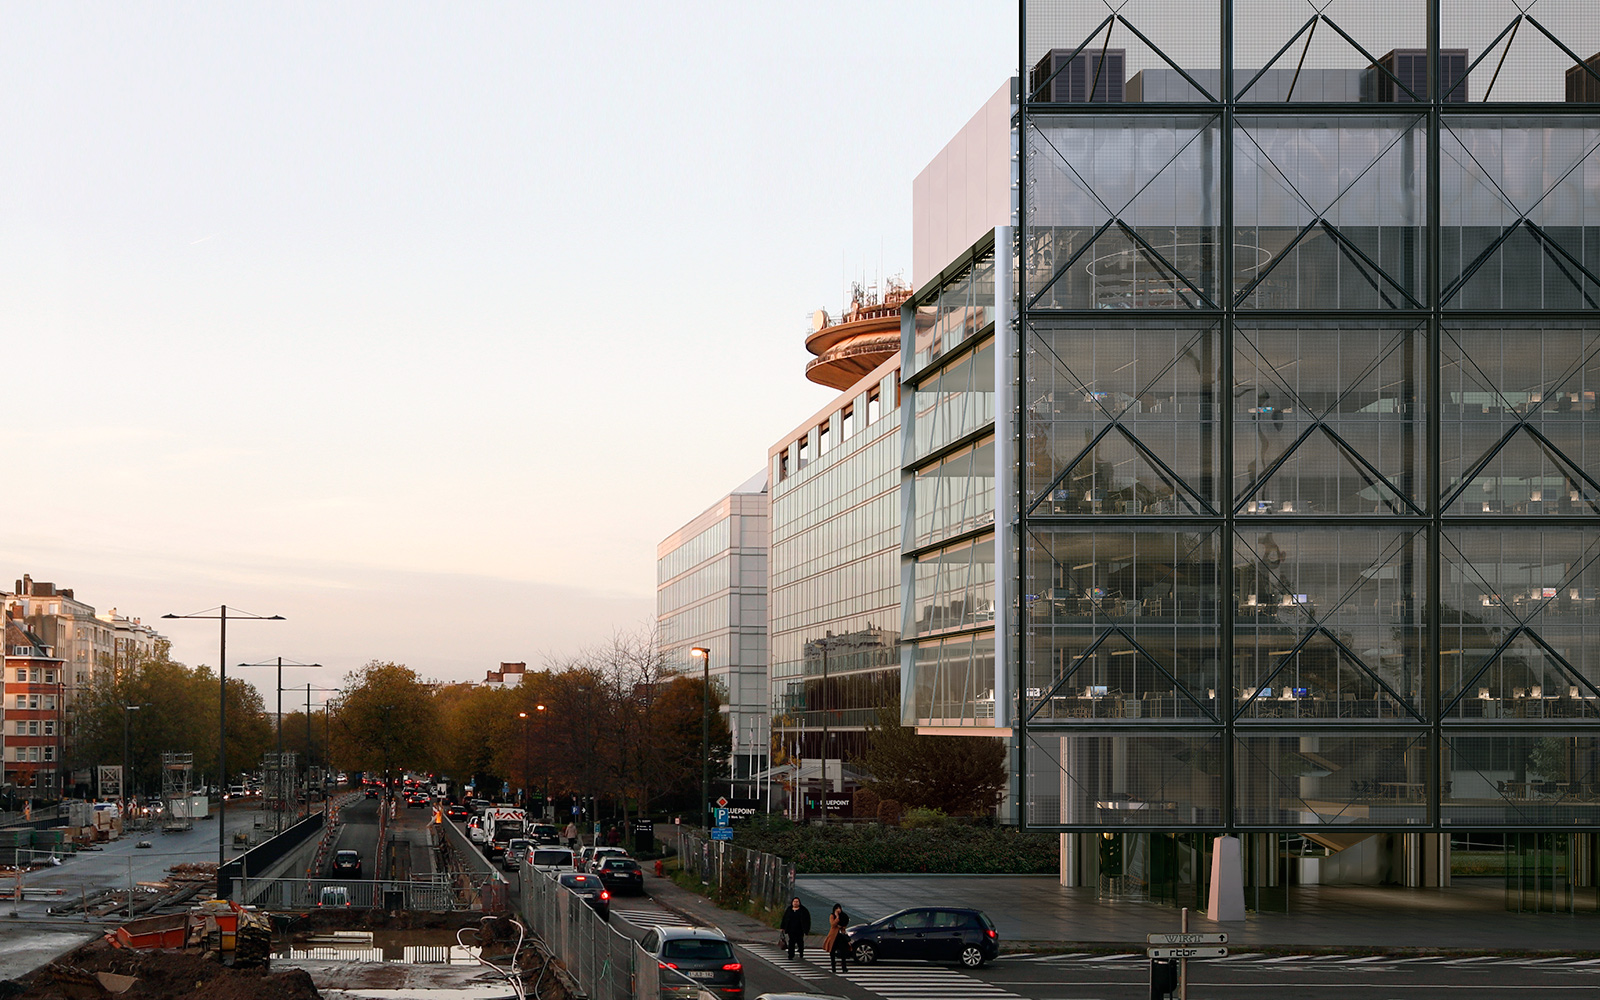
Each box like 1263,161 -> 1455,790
710,827 -> 734,841
1146,933 -> 1227,945
1146,947 -> 1227,960
714,808 -> 730,826
716,796 -> 729,808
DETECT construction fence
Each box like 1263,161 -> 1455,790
517,863 -> 710,1000
674,829 -> 795,911
234,873 -> 496,911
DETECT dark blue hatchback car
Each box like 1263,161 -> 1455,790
847,907 -> 999,968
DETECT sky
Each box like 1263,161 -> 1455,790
0,2 -> 1018,692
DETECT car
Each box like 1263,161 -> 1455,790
529,846 -> 575,872
501,838 -> 532,872
595,856 -> 644,896
557,871 -> 611,920
406,792 -> 428,809
467,817 -> 488,845
846,907 -> 998,969
446,803 -> 470,821
364,785 -> 380,799
640,926 -> 742,1000
586,846 -> 629,872
331,850 -> 363,879
531,823 -> 560,845
318,886 -> 351,907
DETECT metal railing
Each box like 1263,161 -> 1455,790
518,863 -> 710,1000
675,829 -> 795,910
236,874 -> 489,911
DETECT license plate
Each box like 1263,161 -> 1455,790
687,971 -> 716,980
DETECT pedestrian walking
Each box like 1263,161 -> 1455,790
563,821 -> 577,849
779,896 -> 812,960
823,903 -> 851,973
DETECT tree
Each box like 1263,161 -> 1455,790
857,707 -> 1006,816
330,661 -> 435,785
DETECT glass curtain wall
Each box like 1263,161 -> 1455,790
1018,0 -> 1600,835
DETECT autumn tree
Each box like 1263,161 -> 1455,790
857,707 -> 1006,816
330,661 -> 435,785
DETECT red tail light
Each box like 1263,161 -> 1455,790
985,929 -> 997,939
659,962 -> 677,970
600,891 -> 610,900
722,963 -> 742,972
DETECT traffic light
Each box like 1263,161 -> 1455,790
1149,959 -> 1178,999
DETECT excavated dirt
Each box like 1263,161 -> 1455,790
5,942 -> 320,1000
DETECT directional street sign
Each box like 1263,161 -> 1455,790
1146,947 -> 1227,960
710,827 -> 734,841
1146,933 -> 1227,945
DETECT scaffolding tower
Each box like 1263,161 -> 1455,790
262,751 -> 298,834
160,752 -> 194,832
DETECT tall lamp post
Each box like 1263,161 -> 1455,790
517,711 -> 531,808
691,647 -> 711,828
238,658 -> 321,833
162,606 -> 284,870
536,703 -> 548,821
121,704 -> 144,817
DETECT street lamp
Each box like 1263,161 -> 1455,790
517,711 -> 531,809
121,704 -> 145,816
537,704 -> 548,821
162,606 -> 284,870
691,647 -> 711,829
238,657 -> 321,833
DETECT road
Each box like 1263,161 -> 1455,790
327,795 -> 436,879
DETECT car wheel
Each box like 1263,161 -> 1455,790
959,945 -> 985,969
853,942 -> 877,965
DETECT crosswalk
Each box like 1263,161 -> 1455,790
839,964 -> 1030,1000
608,904 -> 695,929
1016,951 -> 1600,971
739,943 -> 828,980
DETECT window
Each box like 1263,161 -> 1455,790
27,695 -> 39,710
43,670 -> 54,684
11,722 -> 21,736
27,722 -> 39,737
43,721 -> 54,736
797,435 -> 810,469
12,696 -> 22,710
778,449 -> 789,482
867,388 -> 881,424
27,747 -> 39,762
14,668 -> 26,683
818,421 -> 831,455
76,672 -> 86,685
42,747 -> 53,762
42,695 -> 54,710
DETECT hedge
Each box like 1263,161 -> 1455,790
732,818 -> 1057,874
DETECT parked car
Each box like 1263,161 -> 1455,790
586,846 -> 629,872
529,846 -> 575,873
331,850 -> 363,879
595,856 -> 644,896
557,871 -> 610,920
641,926 -> 743,1000
501,838 -> 532,872
846,907 -> 998,968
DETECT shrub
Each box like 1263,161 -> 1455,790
877,799 -> 902,827
853,787 -> 880,820
900,806 -> 949,829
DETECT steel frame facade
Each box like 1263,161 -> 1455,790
1015,1 -> 1600,833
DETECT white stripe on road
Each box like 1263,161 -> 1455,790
741,943 -> 828,981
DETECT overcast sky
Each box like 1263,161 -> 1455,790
0,2 -> 1017,692
4,0 -> 1588,697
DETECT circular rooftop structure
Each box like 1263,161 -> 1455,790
804,284 -> 910,390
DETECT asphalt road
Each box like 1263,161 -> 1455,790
331,795 -> 436,879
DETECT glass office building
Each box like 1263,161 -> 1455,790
770,357 -> 904,777
1014,0 -> 1600,903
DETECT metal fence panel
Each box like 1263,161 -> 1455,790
674,831 -> 795,910
236,875 -> 489,911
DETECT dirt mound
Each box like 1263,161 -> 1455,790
5,942 -> 321,1000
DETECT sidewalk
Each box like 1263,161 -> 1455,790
795,874 -> 1600,954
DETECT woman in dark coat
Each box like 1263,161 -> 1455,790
822,902 -> 851,973
779,896 -> 811,960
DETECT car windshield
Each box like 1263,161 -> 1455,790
533,850 -> 571,865
603,859 -> 639,871
662,938 -> 734,961
558,874 -> 594,887
336,852 -> 358,861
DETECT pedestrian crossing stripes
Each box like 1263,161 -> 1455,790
1030,952 -> 1600,970
608,905 -> 694,928
740,943 -> 828,980
840,964 -> 1029,1000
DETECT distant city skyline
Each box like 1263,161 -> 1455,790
0,3 -> 1016,686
